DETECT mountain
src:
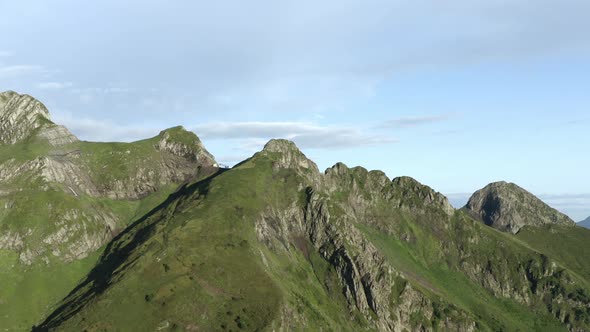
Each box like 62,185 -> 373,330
2,92 -> 589,332
34,140 -> 590,331
0,91 -> 218,330
579,216 -> 590,229
464,181 -> 575,234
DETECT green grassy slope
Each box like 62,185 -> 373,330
35,157 -> 364,331
0,129 -> 216,330
516,224 -> 590,283
357,221 -> 566,331
0,185 -> 185,331
35,147 -> 590,331
0,249 -> 102,331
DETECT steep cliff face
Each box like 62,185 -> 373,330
464,181 -> 575,234
36,139 -> 590,332
0,91 -> 77,145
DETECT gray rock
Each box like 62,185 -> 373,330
465,181 -> 575,233
0,91 -> 78,145
0,91 -> 218,265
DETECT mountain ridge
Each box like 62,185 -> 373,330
34,137 -> 590,331
0,91 -> 588,331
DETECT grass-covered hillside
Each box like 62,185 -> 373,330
0,91 -> 218,330
35,140 -> 590,332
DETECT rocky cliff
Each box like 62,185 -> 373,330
0,91 -> 77,145
464,181 -> 575,234
0,91 -> 217,266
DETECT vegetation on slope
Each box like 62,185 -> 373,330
35,142 -> 590,331
0,92 -> 218,330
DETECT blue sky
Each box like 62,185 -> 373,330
1,1 -> 589,220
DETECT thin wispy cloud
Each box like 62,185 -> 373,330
51,112 -> 160,142
559,118 -> 590,127
192,121 -> 396,150
0,65 -> 43,78
71,87 -> 135,94
0,51 -> 13,57
378,115 -> 453,129
37,82 -> 73,90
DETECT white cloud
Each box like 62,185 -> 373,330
47,116 -> 396,165
378,115 -> 453,129
0,51 -> 13,57
192,121 -> 396,150
37,81 -> 73,89
51,112 -> 160,142
0,65 -> 43,77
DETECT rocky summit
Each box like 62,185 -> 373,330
464,181 -> 575,234
0,91 -> 77,145
2,92 -> 590,332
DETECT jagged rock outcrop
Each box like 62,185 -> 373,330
464,181 -> 575,233
0,91 -> 218,265
0,91 -> 77,145
301,188 -> 475,331
390,176 -> 455,216
262,139 -> 319,173
156,126 -> 216,164
254,144 -> 475,331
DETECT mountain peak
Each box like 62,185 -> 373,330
263,138 -> 299,153
0,90 -> 77,145
157,125 -> 216,165
464,181 -> 575,233
579,216 -> 590,229
261,139 -> 319,173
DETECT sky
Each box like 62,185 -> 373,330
1,1 -> 589,220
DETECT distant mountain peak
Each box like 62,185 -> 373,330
0,90 -> 77,145
579,216 -> 590,229
465,181 -> 575,233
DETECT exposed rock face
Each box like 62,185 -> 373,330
0,91 -> 218,265
38,125 -> 78,146
391,176 -> 455,216
156,126 -> 216,165
262,139 -> 320,172
254,144 -> 476,331
0,91 -> 77,145
300,188 -> 475,332
255,142 -> 588,331
464,181 -> 575,233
